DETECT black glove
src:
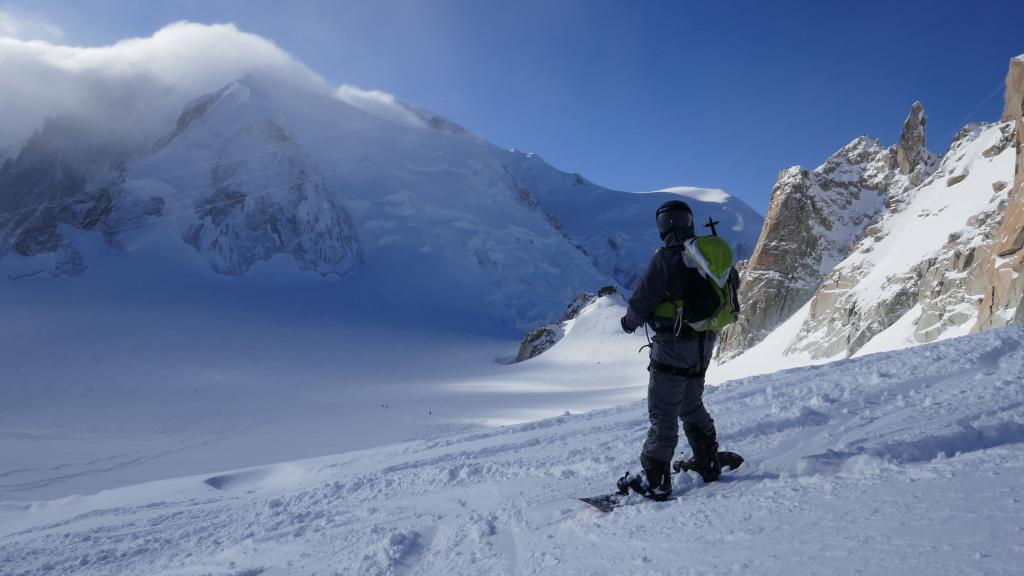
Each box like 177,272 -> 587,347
620,316 -> 636,334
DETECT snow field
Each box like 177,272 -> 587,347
0,270 -> 651,501
2,310 -> 1022,575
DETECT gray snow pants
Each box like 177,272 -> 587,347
641,330 -> 717,464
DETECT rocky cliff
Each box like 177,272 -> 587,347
0,116 -> 152,276
714,103 -> 936,362
713,55 -> 1022,378
976,57 -> 1024,330
786,121 -> 1014,358
1001,55 -> 1024,122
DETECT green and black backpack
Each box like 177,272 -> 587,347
653,221 -> 741,334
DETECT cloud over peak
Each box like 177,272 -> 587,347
334,84 -> 426,129
0,20 -> 439,150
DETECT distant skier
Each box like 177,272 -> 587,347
617,200 -> 728,500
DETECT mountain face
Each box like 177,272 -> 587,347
1002,55 -> 1024,123
976,58 -> 1024,331
714,103 -> 938,362
499,152 -> 761,288
0,116 -> 147,276
785,121 -> 1014,358
0,75 -> 762,331
711,54 -> 1023,380
150,82 -> 362,277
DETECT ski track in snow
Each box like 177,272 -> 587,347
2,324 -> 1023,575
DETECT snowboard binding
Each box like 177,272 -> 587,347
673,450 -> 744,479
616,470 -> 673,501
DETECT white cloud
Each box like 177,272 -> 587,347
0,20 -> 434,149
0,9 -> 64,41
0,21 -> 330,147
334,84 -> 426,129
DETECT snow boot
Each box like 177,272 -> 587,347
616,455 -> 673,500
616,470 -> 647,496
644,456 -> 674,500
683,425 -> 722,483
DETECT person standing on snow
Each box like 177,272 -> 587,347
617,199 -> 722,500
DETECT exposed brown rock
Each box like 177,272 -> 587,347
897,101 -> 929,175
946,173 -> 968,187
721,57 -> 1024,362
715,104 -> 936,362
974,115 -> 1024,331
788,115 -> 1013,359
1001,56 -> 1024,122
715,167 -> 826,359
975,55 -> 1024,331
982,122 -> 1018,159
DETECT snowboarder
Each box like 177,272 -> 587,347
618,200 -> 723,499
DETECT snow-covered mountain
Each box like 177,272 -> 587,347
0,74 -> 762,331
500,154 -> 760,288
710,54 -> 1024,381
150,81 -> 363,277
0,72 -> 760,501
715,101 -> 938,363
2,296 -> 1021,576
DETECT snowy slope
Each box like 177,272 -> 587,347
2,309 -> 1022,575
0,268 -> 653,501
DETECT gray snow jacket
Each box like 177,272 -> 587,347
622,239 -> 717,334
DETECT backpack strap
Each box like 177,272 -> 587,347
653,247 -> 686,322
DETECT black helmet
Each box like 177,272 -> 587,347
655,200 -> 694,240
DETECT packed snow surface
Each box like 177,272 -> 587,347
2,296 -> 1022,575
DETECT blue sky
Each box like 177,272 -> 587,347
4,0 -> 1023,212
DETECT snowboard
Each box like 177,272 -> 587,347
579,492 -> 673,512
578,451 -> 744,513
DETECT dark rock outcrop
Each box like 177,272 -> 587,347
897,101 -> 929,176
516,286 -> 619,361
